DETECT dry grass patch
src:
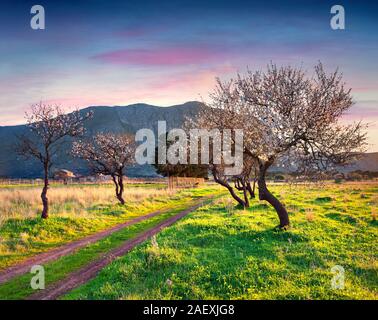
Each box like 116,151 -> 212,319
0,185 -> 176,223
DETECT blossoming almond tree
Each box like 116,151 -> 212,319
198,62 -> 367,229
72,133 -> 135,205
16,102 -> 92,218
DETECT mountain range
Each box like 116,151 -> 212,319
0,101 -> 377,178
0,101 -> 201,178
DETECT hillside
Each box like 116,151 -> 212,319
0,102 -> 202,178
0,101 -> 376,178
341,152 -> 378,172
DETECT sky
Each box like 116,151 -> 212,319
0,0 -> 377,151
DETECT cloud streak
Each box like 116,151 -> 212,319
91,46 -> 229,66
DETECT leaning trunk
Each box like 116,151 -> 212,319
258,165 -> 289,228
228,184 -> 248,208
41,164 -> 49,219
212,169 -> 248,208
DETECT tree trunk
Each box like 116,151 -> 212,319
117,175 -> 125,205
212,169 -> 248,208
112,174 -> 125,205
234,177 -> 251,207
41,164 -> 49,219
258,164 -> 289,229
240,178 -> 250,208
246,181 -> 255,199
228,184 -> 248,208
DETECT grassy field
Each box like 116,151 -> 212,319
63,182 -> 378,300
0,181 -> 376,300
0,200 -> 217,300
0,183 -> 222,270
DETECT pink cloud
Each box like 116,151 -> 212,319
91,47 -> 227,66
146,66 -> 235,92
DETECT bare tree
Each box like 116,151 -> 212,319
16,102 -> 92,218
197,62 -> 367,229
72,133 -> 135,205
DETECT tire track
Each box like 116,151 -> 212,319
0,207 -> 176,284
28,200 -> 206,300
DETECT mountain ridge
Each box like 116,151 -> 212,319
0,101 -> 203,178
0,101 -> 377,178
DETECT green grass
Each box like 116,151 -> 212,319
0,185 -> 222,270
64,182 -> 378,300
0,197 -> 219,300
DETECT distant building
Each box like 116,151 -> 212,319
53,169 -> 75,184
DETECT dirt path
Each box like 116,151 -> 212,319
27,201 -> 205,300
0,206 -> 179,285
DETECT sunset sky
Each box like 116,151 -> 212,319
0,0 -> 377,150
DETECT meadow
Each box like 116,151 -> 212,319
64,182 -> 377,300
0,183 -> 222,270
0,181 -> 376,300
